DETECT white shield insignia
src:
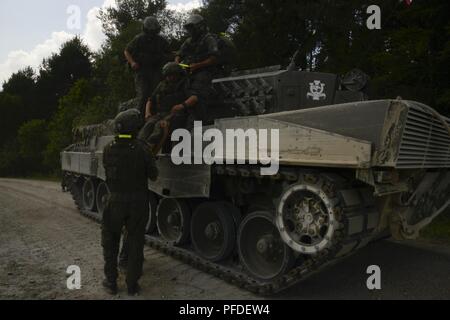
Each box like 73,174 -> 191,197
307,80 -> 327,101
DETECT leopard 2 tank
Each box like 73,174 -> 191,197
61,64 -> 450,295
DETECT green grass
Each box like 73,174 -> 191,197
420,210 -> 450,243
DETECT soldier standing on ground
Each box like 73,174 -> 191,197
101,109 -> 158,296
125,16 -> 171,116
175,14 -> 219,125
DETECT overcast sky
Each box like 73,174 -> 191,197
0,0 -> 201,86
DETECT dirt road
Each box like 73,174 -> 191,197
0,178 -> 449,300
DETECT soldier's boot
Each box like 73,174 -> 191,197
102,279 -> 118,295
127,283 -> 141,296
125,200 -> 148,297
101,217 -> 121,295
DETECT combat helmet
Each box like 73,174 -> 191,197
162,62 -> 184,78
143,16 -> 161,35
114,109 -> 143,135
184,14 -> 207,39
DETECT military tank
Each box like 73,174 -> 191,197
61,63 -> 450,295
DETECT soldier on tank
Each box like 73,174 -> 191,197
117,63 -> 197,268
125,16 -> 171,116
175,14 -> 219,124
101,109 -> 158,296
138,62 -> 198,154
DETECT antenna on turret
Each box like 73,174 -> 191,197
287,30 -> 317,71
287,45 -> 302,71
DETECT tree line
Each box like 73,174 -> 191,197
0,0 -> 448,177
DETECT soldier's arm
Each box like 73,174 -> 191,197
140,141 -> 158,181
190,56 -> 217,72
175,39 -> 189,63
124,49 -> 139,70
145,99 -> 153,121
125,36 -> 140,70
102,143 -> 112,171
175,56 -> 182,64
171,95 -> 198,114
190,36 -> 219,72
185,95 -> 198,108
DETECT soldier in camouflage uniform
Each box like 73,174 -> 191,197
138,62 -> 198,153
125,16 -> 171,116
117,63 -> 197,268
101,109 -> 158,295
175,14 -> 219,124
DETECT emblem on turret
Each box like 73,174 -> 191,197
307,80 -> 326,101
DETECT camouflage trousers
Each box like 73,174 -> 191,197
135,71 -> 161,115
101,193 -> 148,287
138,112 -> 188,147
188,70 -> 217,124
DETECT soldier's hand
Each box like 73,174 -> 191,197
190,63 -> 199,73
131,62 -> 140,71
160,120 -> 169,129
171,104 -> 185,114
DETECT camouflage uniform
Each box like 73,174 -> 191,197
126,33 -> 170,115
177,33 -> 219,123
102,132 -> 157,292
138,77 -> 194,147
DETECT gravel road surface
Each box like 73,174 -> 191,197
0,178 -> 449,300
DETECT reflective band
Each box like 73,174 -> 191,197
118,134 -> 132,139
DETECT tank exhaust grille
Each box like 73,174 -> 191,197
396,104 -> 450,168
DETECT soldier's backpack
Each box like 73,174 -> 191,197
215,33 -> 237,76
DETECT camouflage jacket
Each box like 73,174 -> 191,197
126,33 -> 171,73
177,33 -> 219,68
103,137 -> 158,195
150,77 -> 195,115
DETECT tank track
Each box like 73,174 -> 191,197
64,166 -> 380,296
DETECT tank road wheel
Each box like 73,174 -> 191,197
276,175 -> 342,255
191,202 -> 237,262
82,178 -> 97,211
146,192 -> 159,235
157,198 -> 191,245
238,211 -> 295,281
96,182 -> 110,218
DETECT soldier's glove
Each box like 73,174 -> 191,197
160,120 -> 169,128
131,62 -> 140,71
189,63 -> 200,73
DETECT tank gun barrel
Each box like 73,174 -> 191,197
287,45 -> 302,71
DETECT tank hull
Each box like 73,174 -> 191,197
61,98 -> 450,294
